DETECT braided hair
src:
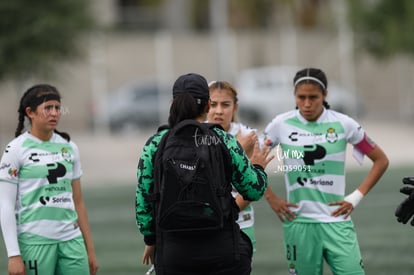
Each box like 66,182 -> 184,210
15,84 -> 70,141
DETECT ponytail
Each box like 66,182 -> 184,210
168,93 -> 208,128
54,129 -> 71,142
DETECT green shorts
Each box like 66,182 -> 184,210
283,221 -> 365,275
19,237 -> 89,275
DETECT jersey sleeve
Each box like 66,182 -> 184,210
343,116 -> 365,145
260,115 -> 281,148
0,141 -> 21,256
70,141 -> 83,180
238,122 -> 257,137
342,115 -> 376,164
342,115 -> 376,152
216,129 -> 268,202
0,182 -> 20,256
0,141 -> 21,185
135,130 -> 166,244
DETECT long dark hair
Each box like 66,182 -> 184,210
15,84 -> 70,141
168,93 -> 209,128
293,68 -> 330,109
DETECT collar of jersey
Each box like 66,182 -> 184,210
296,107 -> 327,124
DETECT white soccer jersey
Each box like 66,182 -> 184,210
263,109 -> 365,223
0,132 -> 83,245
228,122 -> 256,138
228,122 -> 256,228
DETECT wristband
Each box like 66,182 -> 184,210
344,189 -> 364,208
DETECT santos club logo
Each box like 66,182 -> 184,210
325,127 -> 338,143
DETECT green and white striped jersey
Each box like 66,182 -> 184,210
0,132 -> 82,244
263,109 -> 365,223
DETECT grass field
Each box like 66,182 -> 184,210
1,165 -> 413,274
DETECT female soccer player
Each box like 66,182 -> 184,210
262,68 -> 389,275
207,80 -> 258,252
0,84 -> 98,275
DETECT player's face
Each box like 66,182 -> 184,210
27,100 -> 62,133
208,88 -> 237,132
294,83 -> 326,121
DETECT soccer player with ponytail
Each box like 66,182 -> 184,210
262,68 -> 389,275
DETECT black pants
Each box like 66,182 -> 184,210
155,229 -> 253,275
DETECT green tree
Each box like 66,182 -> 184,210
0,0 -> 93,81
348,0 -> 414,59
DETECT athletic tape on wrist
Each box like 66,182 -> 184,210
344,189 -> 364,208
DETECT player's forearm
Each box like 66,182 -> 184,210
235,194 -> 250,211
264,186 -> 278,202
359,146 -> 389,195
76,201 -> 96,256
0,210 -> 20,257
0,182 -> 21,257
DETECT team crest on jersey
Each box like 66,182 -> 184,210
8,167 -> 18,178
61,147 -> 73,162
288,262 -> 298,275
325,127 -> 338,143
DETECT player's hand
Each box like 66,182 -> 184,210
8,255 -> 26,275
267,195 -> 298,222
142,245 -> 155,265
237,130 -> 257,158
250,142 -> 274,170
88,253 -> 99,275
395,177 -> 414,226
329,200 -> 354,219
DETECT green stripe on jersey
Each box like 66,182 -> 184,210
18,232 -> 65,244
19,162 -> 74,180
20,182 -> 73,207
285,117 -> 345,134
22,138 -> 75,154
20,206 -> 77,224
291,215 -> 320,223
289,187 -> 343,204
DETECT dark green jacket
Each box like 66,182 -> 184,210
135,126 -> 268,244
